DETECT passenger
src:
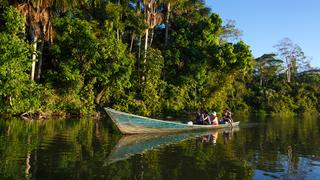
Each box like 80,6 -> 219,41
195,110 -> 202,124
227,111 -> 233,123
210,111 -> 219,125
222,108 -> 233,124
202,111 -> 211,125
219,110 -> 227,124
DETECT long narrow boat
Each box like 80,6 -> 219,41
105,108 -> 240,134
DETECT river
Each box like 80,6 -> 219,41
0,114 -> 319,179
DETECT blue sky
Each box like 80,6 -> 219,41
205,0 -> 320,68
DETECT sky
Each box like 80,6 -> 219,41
205,0 -> 320,68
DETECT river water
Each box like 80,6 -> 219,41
0,114 -> 319,179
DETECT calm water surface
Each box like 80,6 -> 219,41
0,115 -> 319,179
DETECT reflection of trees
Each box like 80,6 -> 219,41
0,118 -> 119,179
287,145 -> 294,179
1,116 -> 318,179
104,131 -> 254,180
25,135 -> 31,178
242,115 -> 320,178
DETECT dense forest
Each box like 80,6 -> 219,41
0,0 -> 319,118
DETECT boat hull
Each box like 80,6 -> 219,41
105,108 -> 239,134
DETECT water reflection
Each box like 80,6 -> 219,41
196,131 -> 219,145
107,128 -> 238,165
195,129 -> 235,147
0,118 -> 120,179
0,115 -> 319,179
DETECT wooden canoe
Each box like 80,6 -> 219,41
105,108 -> 240,134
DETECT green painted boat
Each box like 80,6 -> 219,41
105,108 -> 240,134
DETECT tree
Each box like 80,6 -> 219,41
50,17 -> 100,115
274,38 -> 309,83
10,0 -> 79,81
255,53 -> 283,86
162,0 -> 180,47
142,0 -> 163,61
219,19 -> 242,44
0,6 -> 40,114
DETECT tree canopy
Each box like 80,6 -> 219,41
0,0 -> 319,117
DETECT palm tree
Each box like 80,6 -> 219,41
142,0 -> 163,61
10,0 -> 78,81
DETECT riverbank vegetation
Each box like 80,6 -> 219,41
0,1 -> 319,118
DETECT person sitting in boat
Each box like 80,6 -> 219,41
222,109 -> 233,124
210,111 -> 219,125
202,111 -> 211,125
195,110 -> 202,124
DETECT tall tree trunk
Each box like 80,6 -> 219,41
117,0 -> 121,40
31,37 -> 37,81
287,63 -> 291,83
150,29 -> 154,47
130,32 -> 135,52
138,34 -> 141,85
9,95 -> 13,107
36,40 -> 44,81
138,34 -> 141,61
144,28 -> 149,63
165,3 -> 171,47
117,29 -> 120,40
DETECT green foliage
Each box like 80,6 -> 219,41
94,23 -> 135,111
247,47 -> 319,115
39,83 -> 62,115
0,6 -> 41,115
48,16 -> 135,115
0,6 -> 25,34
194,15 -> 221,47
105,3 -> 125,32
0,1 -> 319,117
140,48 -> 166,116
233,41 -> 254,73
246,73 -> 320,115
49,16 -> 99,115
163,84 -> 188,112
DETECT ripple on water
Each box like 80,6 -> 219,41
311,160 -> 320,167
38,133 -> 71,150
